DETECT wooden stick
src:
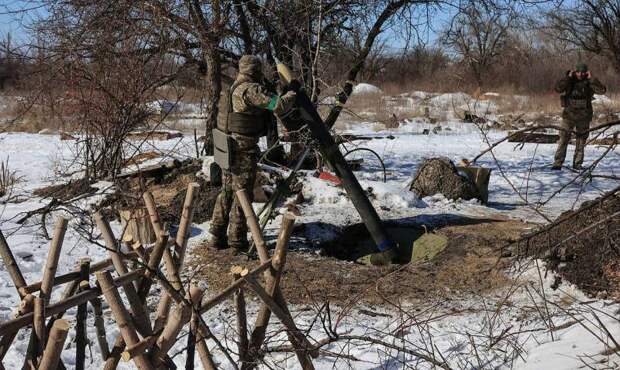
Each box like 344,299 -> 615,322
174,182 -> 199,262
75,259 -> 90,370
20,253 -> 140,295
236,190 -> 270,263
0,269 -> 144,336
25,218 -> 68,369
94,212 -> 152,335
236,193 -> 315,362
233,270 -> 249,364
185,322 -> 196,370
245,214 -> 295,368
242,275 -> 315,370
153,248 -> 183,332
137,232 -> 169,299
185,288 -> 204,370
153,183 -> 199,332
121,335 -> 158,362
33,297 -> 46,360
90,296 -> 109,360
0,229 -> 28,298
194,320 -> 216,370
40,217 -> 69,303
152,285 -> 204,366
38,319 -> 70,370
109,233 -> 168,370
96,271 -> 155,370
143,191 -> 164,235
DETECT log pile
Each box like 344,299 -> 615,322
0,183 -> 314,369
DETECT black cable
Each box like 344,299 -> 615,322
343,147 -> 387,183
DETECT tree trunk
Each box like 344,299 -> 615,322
202,46 -> 222,156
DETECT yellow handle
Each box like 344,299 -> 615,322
276,62 -> 294,84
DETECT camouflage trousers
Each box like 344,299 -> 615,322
554,118 -> 590,168
209,136 -> 258,248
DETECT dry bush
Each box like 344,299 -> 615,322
0,157 -> 22,198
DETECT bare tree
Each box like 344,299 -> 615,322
547,0 -> 620,74
443,0 -> 515,90
25,1 -> 184,179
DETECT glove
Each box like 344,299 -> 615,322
274,91 -> 296,117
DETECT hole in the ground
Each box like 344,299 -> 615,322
321,222 -> 426,263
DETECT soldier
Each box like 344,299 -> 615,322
553,63 -> 606,170
207,55 -> 296,251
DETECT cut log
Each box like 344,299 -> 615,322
119,208 -> 156,246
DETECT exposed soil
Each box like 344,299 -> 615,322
33,178 -> 97,201
189,217 -> 529,305
109,162 -> 220,225
169,178 -> 220,225
515,187 -> 620,298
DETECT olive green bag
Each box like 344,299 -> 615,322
213,128 -> 232,170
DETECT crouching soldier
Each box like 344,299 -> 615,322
207,55 -> 296,251
553,63 -> 606,170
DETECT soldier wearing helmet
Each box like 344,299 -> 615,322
208,55 -> 296,251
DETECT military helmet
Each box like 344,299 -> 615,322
575,63 -> 588,72
238,55 -> 263,79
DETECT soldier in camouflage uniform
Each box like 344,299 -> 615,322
207,55 -> 296,251
553,63 -> 606,170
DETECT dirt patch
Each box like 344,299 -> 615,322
33,178 -> 97,201
168,178 -> 220,225
189,218 -> 529,305
516,187 -> 620,298
96,161 -> 221,225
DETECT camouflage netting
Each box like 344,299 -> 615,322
409,157 -> 480,201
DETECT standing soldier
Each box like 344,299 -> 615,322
552,63 -> 606,170
207,55 -> 296,251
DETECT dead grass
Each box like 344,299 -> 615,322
0,157 -> 23,198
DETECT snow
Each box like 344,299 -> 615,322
593,94 -> 612,105
1,105 -> 619,368
352,83 -> 382,95
146,99 -> 205,116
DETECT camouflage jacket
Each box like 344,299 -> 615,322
555,75 -> 606,121
219,75 -> 278,148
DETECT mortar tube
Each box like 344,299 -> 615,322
285,80 -> 395,253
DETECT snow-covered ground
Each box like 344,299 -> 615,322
0,116 -> 619,369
